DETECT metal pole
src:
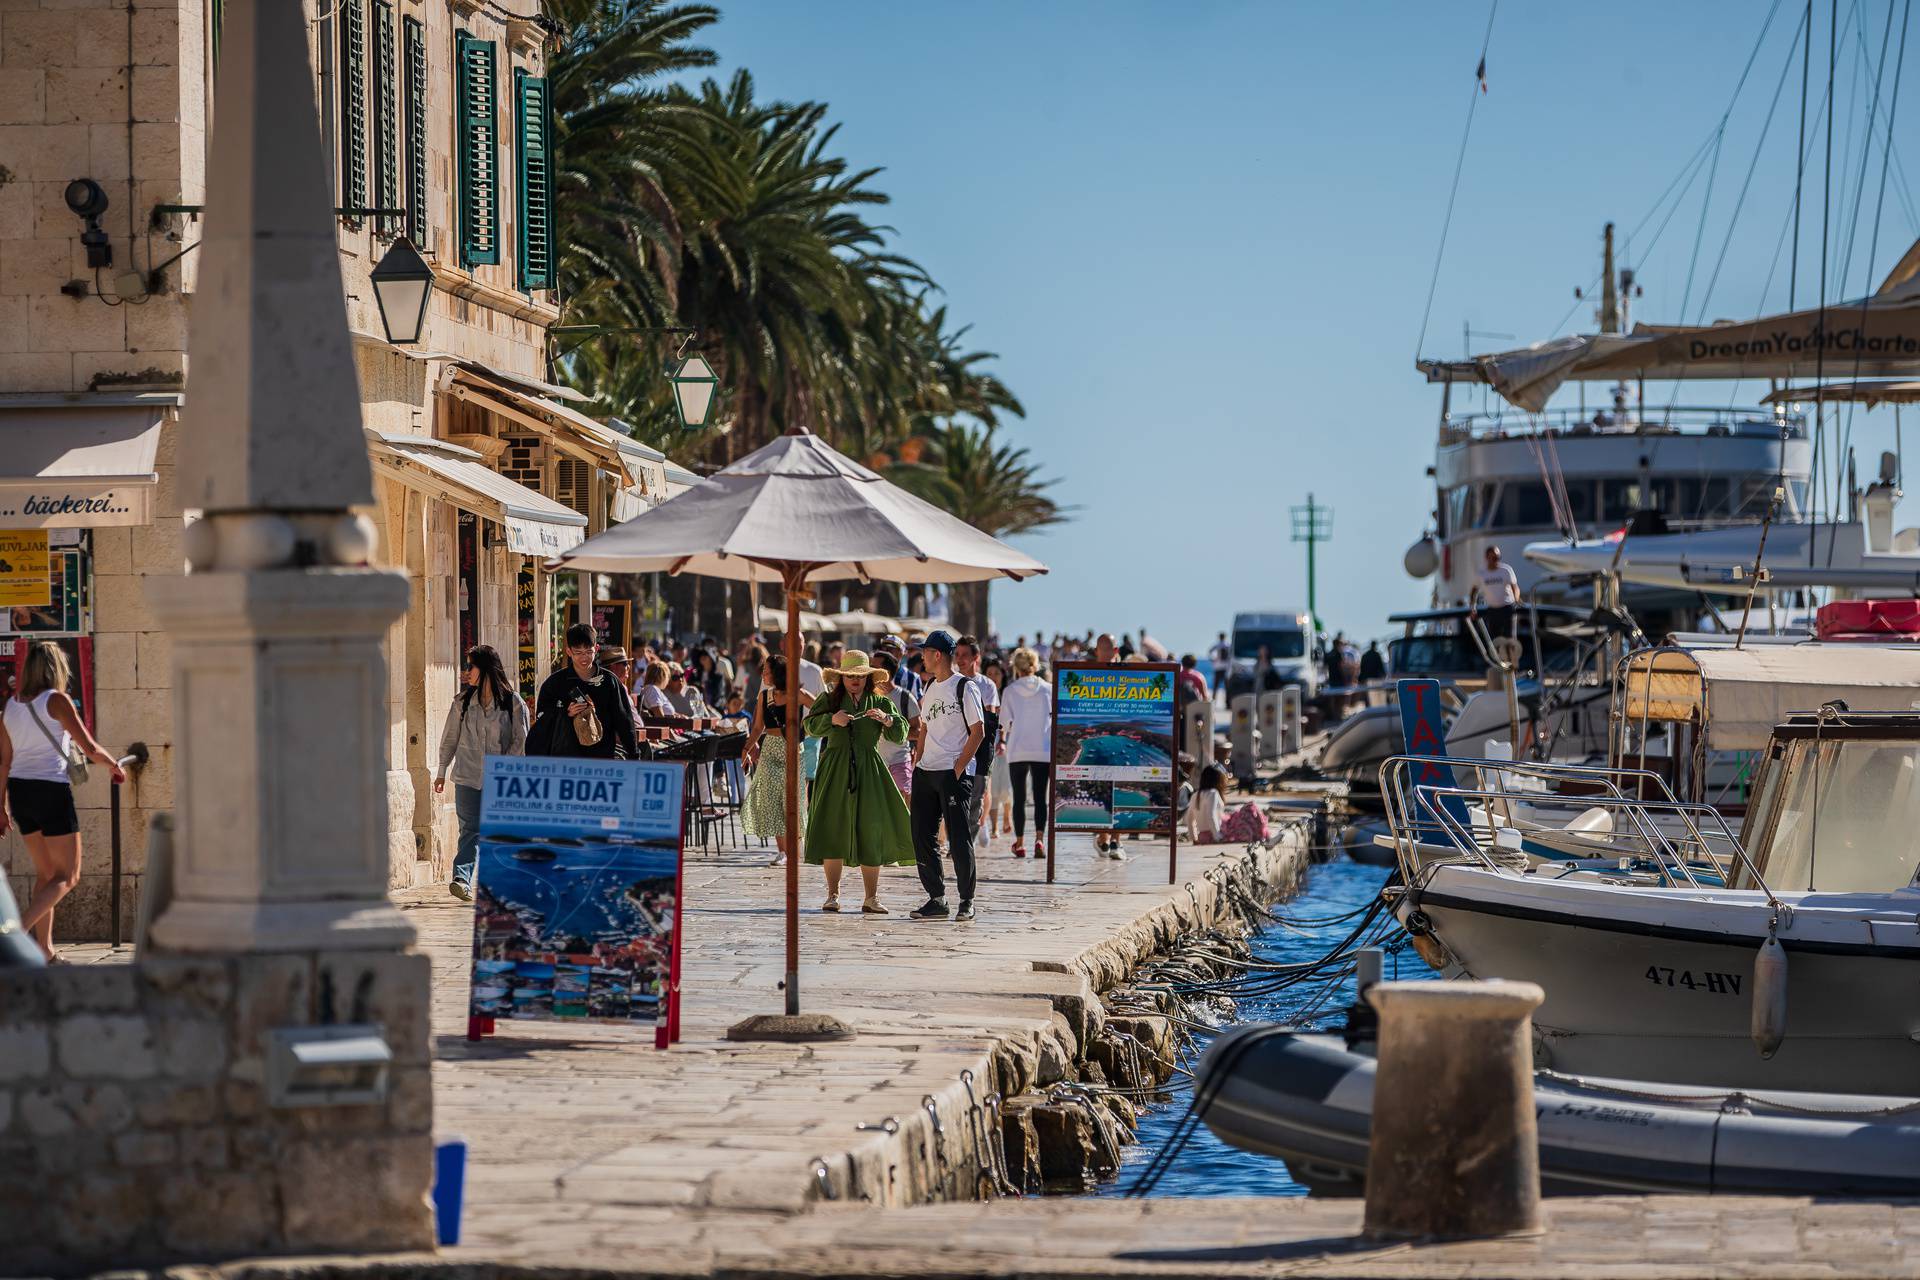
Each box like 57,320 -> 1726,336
783,568 -> 803,1017
1305,492 -> 1318,630
1169,679 -> 1180,886
108,743 -> 148,949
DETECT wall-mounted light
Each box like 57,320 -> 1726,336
669,354 -> 719,430
64,178 -> 112,268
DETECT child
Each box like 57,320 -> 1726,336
1189,765 -> 1227,844
722,691 -> 750,724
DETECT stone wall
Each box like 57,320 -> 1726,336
0,950 -> 435,1273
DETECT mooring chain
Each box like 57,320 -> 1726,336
921,1093 -> 956,1200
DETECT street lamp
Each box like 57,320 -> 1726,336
368,237 -> 434,345
669,354 -> 719,430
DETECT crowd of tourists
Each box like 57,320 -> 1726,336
423,616 -> 1259,922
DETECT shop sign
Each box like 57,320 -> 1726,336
1047,662 -> 1183,885
468,757 -> 686,1044
2,546 -> 84,635
0,531 -> 50,608
0,483 -> 150,529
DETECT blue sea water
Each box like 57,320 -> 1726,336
1098,859 -> 1432,1198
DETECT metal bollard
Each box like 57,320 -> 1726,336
1228,695 -> 1257,784
1363,979 -> 1544,1241
1280,686 -> 1303,755
1181,698 -> 1212,790
1255,691 -> 1283,765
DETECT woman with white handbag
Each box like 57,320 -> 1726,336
0,641 -> 127,961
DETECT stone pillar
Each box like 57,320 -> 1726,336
1363,980 -> 1544,1241
146,0 -> 411,955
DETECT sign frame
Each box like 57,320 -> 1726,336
465,756 -> 688,1046
1045,661 -> 1182,885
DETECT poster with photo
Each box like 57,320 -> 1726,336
469,756 -> 686,1042
1048,664 -> 1182,877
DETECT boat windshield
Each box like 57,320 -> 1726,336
1233,630 -> 1308,659
1744,737 -> 1920,893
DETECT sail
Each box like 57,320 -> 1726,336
1420,238 -> 1920,412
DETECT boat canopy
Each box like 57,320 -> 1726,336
1420,238 -> 1920,412
1618,645 -> 1920,751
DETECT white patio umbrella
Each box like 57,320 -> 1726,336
550,429 -> 1046,1040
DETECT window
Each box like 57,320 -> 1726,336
372,1 -> 398,223
1746,738 -> 1920,892
340,0 -> 369,214
403,16 -> 427,245
455,32 -> 499,267
1496,481 -> 1554,530
515,70 -> 554,292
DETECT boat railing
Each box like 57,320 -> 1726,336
1439,405 -> 1804,444
1378,754 -> 1779,903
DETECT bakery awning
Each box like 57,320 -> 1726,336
0,399 -> 171,529
366,431 -> 586,557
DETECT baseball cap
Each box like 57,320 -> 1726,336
920,629 -> 957,656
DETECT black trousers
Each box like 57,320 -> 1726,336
1009,761 -> 1049,839
912,767 -> 975,903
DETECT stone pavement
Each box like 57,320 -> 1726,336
417,828 -> 1305,1264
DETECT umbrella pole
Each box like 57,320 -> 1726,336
784,578 -> 802,1016
726,562 -> 853,1043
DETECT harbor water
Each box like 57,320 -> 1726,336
1101,856 -> 1431,1198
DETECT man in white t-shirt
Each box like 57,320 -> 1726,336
910,630 -> 984,922
955,635 -> 1000,844
1209,632 -> 1231,703
1468,545 -> 1521,640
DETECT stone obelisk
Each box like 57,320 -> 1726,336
148,0 -> 412,953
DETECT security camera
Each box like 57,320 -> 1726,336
64,178 -> 108,220
64,178 -> 112,269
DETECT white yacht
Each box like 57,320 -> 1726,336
1409,228 -> 1815,631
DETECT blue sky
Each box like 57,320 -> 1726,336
690,1 -> 1919,653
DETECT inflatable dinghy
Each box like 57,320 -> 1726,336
1197,1026 -> 1920,1197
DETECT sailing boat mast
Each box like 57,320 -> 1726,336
1600,222 -> 1620,334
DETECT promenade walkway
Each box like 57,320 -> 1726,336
417,831 -> 1297,1264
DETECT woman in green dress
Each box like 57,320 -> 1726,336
805,651 -> 915,914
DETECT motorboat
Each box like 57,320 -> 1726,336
1197,1027 -> 1920,1197
1381,708 -> 1920,1094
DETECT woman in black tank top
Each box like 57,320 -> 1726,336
741,655 -> 812,863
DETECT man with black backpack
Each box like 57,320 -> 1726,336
529,623 -> 639,759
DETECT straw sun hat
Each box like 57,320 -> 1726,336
821,650 -> 891,691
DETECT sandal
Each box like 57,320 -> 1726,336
862,898 -> 888,915
1034,838 -> 1046,859
1011,840 -> 1026,858
822,895 -> 841,913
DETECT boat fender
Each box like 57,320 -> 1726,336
1751,931 -> 1788,1058
1401,910 -> 1454,971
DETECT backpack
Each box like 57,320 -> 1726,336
1217,801 -> 1270,846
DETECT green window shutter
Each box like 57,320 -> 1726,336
455,32 -> 499,267
340,0 -> 368,215
403,16 -> 427,245
372,1 -> 397,223
515,70 -> 554,292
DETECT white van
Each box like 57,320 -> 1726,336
1225,610 -> 1317,701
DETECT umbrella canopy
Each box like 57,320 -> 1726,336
549,431 -> 1049,585
828,610 -> 905,636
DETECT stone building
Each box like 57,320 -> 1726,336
0,0 -> 677,939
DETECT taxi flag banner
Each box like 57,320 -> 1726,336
469,756 -> 686,1042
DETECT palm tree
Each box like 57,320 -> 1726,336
546,0 -> 720,327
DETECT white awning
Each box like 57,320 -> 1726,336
366,431 -> 586,557
0,400 -> 171,528
1619,645 -> 1920,751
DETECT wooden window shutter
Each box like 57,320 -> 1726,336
455,32 -> 500,267
340,0 -> 369,215
554,458 -> 592,517
403,16 -> 428,245
514,70 -> 554,292
372,1 -> 398,223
